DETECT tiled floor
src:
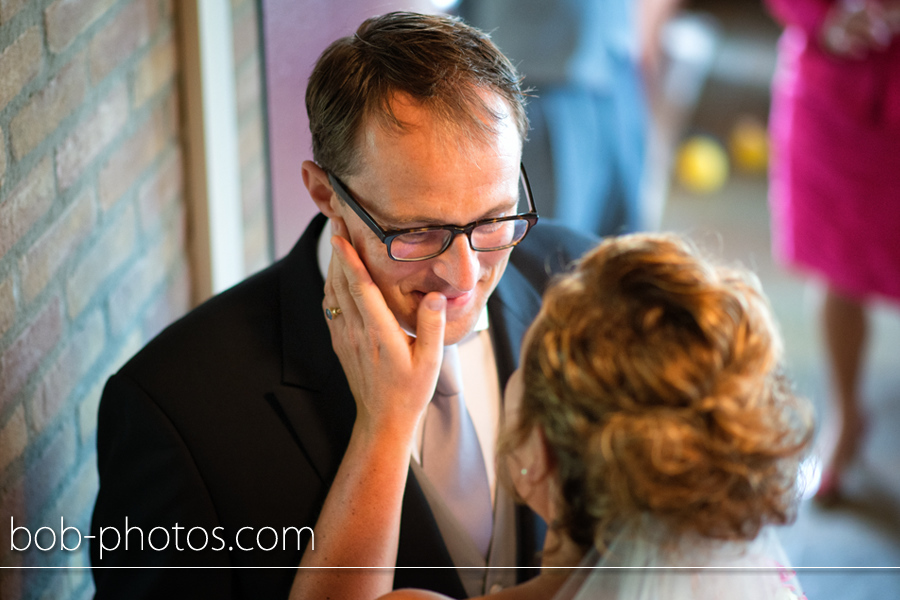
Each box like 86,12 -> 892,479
660,2 -> 900,596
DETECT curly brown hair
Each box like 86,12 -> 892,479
306,11 -> 529,178
504,233 -> 814,552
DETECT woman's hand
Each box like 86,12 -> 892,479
883,1 -> 900,33
291,235 -> 447,600
323,235 -> 446,441
819,1 -> 893,58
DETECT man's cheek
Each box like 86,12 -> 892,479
479,254 -> 509,283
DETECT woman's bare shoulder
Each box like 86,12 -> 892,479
378,590 -> 453,600
378,574 -> 565,600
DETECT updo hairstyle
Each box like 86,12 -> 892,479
507,233 -> 813,552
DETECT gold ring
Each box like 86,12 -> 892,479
325,306 -> 342,320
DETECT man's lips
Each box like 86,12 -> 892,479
412,290 -> 474,310
444,291 -> 473,309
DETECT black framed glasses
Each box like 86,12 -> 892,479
327,164 -> 539,262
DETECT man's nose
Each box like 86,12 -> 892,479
432,233 -> 479,291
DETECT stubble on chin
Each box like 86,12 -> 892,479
394,297 -> 483,345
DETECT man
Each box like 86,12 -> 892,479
460,0 -> 681,236
90,12 -> 595,599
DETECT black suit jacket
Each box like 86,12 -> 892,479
90,214 -> 595,599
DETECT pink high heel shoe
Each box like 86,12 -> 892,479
813,416 -> 867,506
814,468 -> 842,505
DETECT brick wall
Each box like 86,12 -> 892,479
0,0 -> 272,597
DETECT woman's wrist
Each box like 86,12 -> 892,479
818,1 -> 894,56
350,412 -> 421,460
885,3 -> 900,31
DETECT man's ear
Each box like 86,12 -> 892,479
302,160 -> 351,240
302,160 -> 339,217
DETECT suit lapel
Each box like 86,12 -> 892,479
487,257 -> 547,577
279,213 -> 338,391
395,468 -> 468,598
266,381 -> 353,485
488,256 -> 543,389
268,214 -> 355,483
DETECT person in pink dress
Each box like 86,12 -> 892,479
766,0 -> 900,502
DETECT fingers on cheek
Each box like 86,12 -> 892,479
344,329 -> 373,360
323,281 -> 337,306
331,268 -> 351,299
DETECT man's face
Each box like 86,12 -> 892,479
333,95 -> 523,345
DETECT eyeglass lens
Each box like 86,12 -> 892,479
390,218 -> 530,260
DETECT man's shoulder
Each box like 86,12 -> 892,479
521,219 -> 597,253
118,260 -> 285,383
123,215 -> 328,375
510,219 -> 597,280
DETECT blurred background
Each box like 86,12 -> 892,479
651,2 -> 900,597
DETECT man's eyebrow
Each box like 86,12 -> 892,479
383,198 -> 520,228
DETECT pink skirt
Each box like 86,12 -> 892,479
769,29 -> 900,302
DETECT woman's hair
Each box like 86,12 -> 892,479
306,11 -> 529,178
503,233 -> 813,552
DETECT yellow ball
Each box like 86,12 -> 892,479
676,135 -> 729,194
729,116 -> 769,173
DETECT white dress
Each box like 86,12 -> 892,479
553,519 -> 807,600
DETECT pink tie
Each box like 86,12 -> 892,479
422,345 -> 493,557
